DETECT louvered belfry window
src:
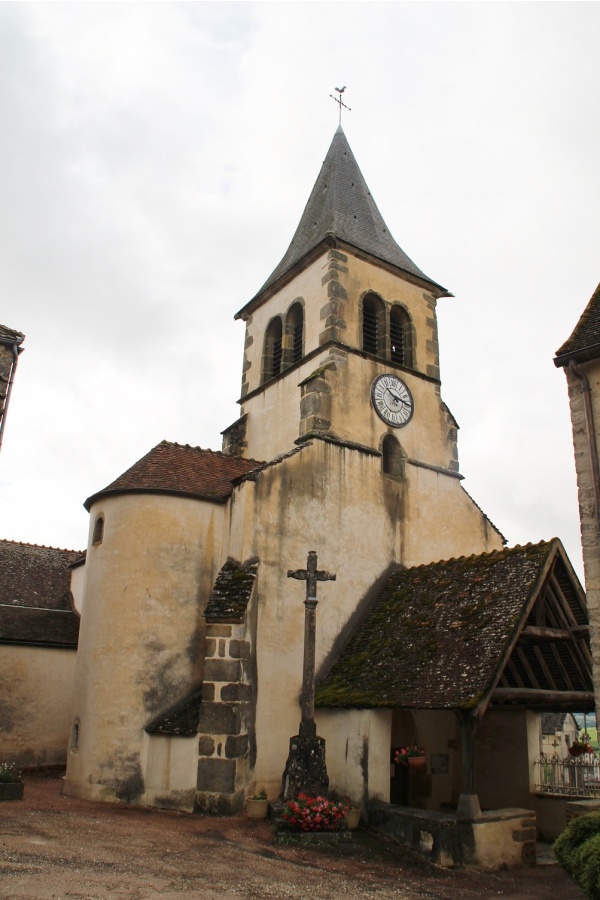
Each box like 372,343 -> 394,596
287,302 -> 304,364
362,296 -> 379,355
262,316 -> 284,383
390,306 -> 406,365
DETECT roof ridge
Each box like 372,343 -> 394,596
401,539 -> 555,573
0,538 -> 84,554
159,439 -> 263,465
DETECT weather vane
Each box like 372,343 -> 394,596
330,86 -> 351,125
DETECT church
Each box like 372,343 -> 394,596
1,127 -> 594,850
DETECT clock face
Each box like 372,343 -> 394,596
371,374 -> 414,428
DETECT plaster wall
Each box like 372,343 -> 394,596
64,493 -> 225,804
564,361 -> 600,702
69,563 -> 86,614
225,438 -> 502,797
318,709 -> 392,806
143,733 -> 199,811
0,645 -> 76,767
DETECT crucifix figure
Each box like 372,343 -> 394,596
280,551 -> 336,800
288,551 -> 336,738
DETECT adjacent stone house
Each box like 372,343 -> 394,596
0,540 -> 82,768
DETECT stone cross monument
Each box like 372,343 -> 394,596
280,551 -> 336,800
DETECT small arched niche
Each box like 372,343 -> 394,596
382,434 -> 405,478
92,515 -> 104,545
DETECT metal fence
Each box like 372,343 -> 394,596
534,754 -> 600,797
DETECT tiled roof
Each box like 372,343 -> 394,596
0,325 -> 25,344
204,558 -> 259,622
316,541 -> 557,711
0,540 -> 81,609
84,441 -> 264,510
0,606 -> 79,648
243,127 -> 445,308
555,282 -> 600,364
145,688 -> 203,737
0,541 -> 81,648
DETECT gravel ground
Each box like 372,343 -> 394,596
0,774 -> 585,899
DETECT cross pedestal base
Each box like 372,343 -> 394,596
281,734 -> 329,800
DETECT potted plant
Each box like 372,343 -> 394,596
393,745 -> 426,768
246,789 -> 269,820
282,793 -> 349,832
568,737 -> 594,758
0,763 -> 23,801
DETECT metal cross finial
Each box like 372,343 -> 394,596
330,86 -> 351,126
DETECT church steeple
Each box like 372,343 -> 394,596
253,127 -> 444,302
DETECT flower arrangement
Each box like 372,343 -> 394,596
248,788 -> 267,801
568,737 -> 594,757
282,793 -> 349,832
0,763 -> 22,784
393,745 -> 425,765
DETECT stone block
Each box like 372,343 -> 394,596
202,682 -> 215,703
229,639 -> 250,659
326,280 -> 347,300
203,659 -> 241,682
206,622 -> 231,637
225,734 -> 249,759
197,758 -> 236,794
198,735 -> 215,756
328,249 -> 348,263
194,789 -> 245,815
205,638 -> 217,658
197,702 -> 242,735
220,682 -> 252,702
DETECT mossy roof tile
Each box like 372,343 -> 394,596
316,541 -> 556,711
204,558 -> 259,621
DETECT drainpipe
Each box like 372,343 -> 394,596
0,339 -> 23,455
569,359 -> 600,539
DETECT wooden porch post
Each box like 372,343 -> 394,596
456,710 -> 481,818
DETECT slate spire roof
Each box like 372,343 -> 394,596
555,281 -> 600,365
250,127 -> 445,303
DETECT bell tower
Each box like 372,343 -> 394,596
222,127 -> 458,480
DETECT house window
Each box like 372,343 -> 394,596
262,316 -> 283,383
92,516 -> 104,545
390,305 -> 411,366
285,302 -> 304,367
362,294 -> 384,356
382,434 -> 404,477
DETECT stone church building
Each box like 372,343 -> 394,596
2,129 -> 593,839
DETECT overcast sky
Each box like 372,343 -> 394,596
1,2 -> 599,581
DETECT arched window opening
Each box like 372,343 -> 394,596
92,516 -> 104,545
286,302 -> 304,366
382,434 -> 404,478
390,306 -> 409,366
362,294 -> 383,356
262,317 -> 283,383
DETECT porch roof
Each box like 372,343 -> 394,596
316,540 -> 593,714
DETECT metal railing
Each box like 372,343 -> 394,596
534,754 -> 600,797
